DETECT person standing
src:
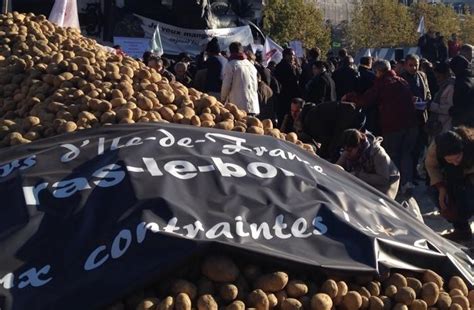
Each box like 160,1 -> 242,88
401,54 -> 431,189
221,42 -> 259,115
450,55 -> 474,127
435,32 -> 448,63
299,47 -> 321,90
304,61 -> 336,104
426,62 -> 455,141
205,38 -> 228,99
357,56 -> 377,135
418,29 -> 438,63
358,60 -> 418,194
274,48 -> 301,126
332,56 -> 359,100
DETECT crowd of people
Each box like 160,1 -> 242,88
132,37 -> 474,242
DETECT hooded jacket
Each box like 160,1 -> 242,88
336,133 -> 400,199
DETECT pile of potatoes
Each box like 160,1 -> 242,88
0,12 -> 313,153
104,255 -> 473,310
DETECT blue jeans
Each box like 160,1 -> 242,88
383,127 -> 418,185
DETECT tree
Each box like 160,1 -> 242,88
346,0 -> 416,51
460,14 -> 474,45
262,0 -> 331,54
410,2 -> 460,39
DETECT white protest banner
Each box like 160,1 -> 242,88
134,14 -> 254,56
113,37 -> 151,59
48,0 -> 80,30
289,41 -> 304,58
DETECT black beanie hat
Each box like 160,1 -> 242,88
436,130 -> 464,158
206,38 -> 220,54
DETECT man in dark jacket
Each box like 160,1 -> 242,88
205,38 -> 228,99
450,55 -> 474,127
299,47 -> 321,89
358,56 -> 375,93
332,56 -> 359,100
304,61 -> 336,104
274,48 -> 301,126
418,30 -> 438,63
401,54 -> 431,189
358,60 -> 418,193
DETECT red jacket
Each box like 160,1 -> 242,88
358,70 -> 416,134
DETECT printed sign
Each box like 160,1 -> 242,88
0,123 -> 472,310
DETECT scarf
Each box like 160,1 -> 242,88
345,138 -> 372,172
229,52 -> 246,61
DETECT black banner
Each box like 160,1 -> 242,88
0,123 -> 472,310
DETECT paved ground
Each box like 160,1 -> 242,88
396,182 -> 474,249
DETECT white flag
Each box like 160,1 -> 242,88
150,26 -> 164,56
263,37 -> 283,67
417,16 -> 425,36
48,0 -> 80,30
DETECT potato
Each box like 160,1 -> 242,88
171,280 -> 197,299
393,303 -> 409,310
344,291 -> 364,310
385,285 -> 398,298
158,106 -> 174,122
407,278 -> 423,296
380,296 -> 392,310
367,282 -> 381,297
248,289 -> 269,310
197,294 -> 218,310
422,282 -> 440,306
369,296 -> 384,310
57,121 -> 77,134
437,292 -> 452,310
175,293 -> 192,310
281,298 -> 303,310
449,289 -> 464,298
201,256 -> 239,283
215,120 -> 234,131
159,296 -> 174,310
448,277 -> 468,297
395,287 -> 416,305
226,300 -> 245,310
247,126 -> 264,135
275,290 -> 288,306
385,273 -> 408,289
136,298 -> 159,310
467,290 -> 474,305
321,279 -> 338,298
450,296 -> 469,310
311,293 -> 332,310
335,281 -> 349,305
256,272 -> 289,293
201,120 -> 215,128
359,287 -> 371,299
219,284 -> 238,301
267,293 -> 278,308
449,304 -> 463,310
410,299 -> 428,310
286,280 -> 308,298
423,271 -> 444,289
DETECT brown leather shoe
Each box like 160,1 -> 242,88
442,229 -> 473,242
